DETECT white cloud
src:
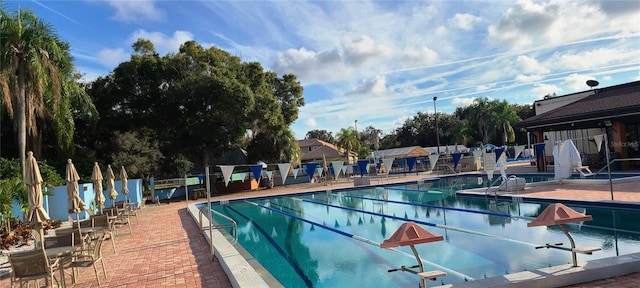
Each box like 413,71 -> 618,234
530,83 -> 561,99
305,118 -> 317,128
95,48 -> 129,68
348,75 -> 386,95
594,0 -> 640,16
516,55 -> 549,74
451,97 -> 475,108
341,35 -> 391,65
449,13 -> 482,30
515,74 -> 544,83
488,0 -> 559,48
271,47 -> 344,84
129,30 -> 194,54
401,47 -> 438,66
564,73 -> 596,90
105,0 -> 165,22
547,48 -> 630,71
475,83 -> 496,92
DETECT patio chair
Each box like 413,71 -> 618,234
105,206 -> 132,235
68,234 -> 108,286
116,201 -> 139,224
91,214 -> 117,253
56,228 -> 91,249
8,249 -> 62,288
72,218 -> 94,229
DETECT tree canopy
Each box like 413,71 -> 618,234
84,40 -> 304,178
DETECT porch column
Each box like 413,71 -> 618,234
612,121 -> 628,170
532,131 -> 546,172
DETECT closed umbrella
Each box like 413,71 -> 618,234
106,165 -> 118,207
24,151 -> 50,247
66,159 -> 86,234
92,162 -> 105,214
120,166 -> 129,202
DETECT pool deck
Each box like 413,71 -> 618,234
1,162 -> 640,287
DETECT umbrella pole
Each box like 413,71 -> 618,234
76,212 -> 82,236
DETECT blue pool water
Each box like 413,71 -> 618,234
203,175 -> 640,287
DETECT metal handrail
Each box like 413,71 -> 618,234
436,163 -> 458,177
199,206 -> 238,244
484,175 -> 507,200
155,178 -> 184,189
591,157 -> 640,176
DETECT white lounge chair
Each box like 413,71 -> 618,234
573,165 -> 594,177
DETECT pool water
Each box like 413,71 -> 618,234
205,175 -> 640,287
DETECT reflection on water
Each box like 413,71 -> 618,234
207,175 -> 640,288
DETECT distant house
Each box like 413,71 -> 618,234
297,138 -> 358,164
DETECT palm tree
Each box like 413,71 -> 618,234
491,101 -> 520,145
467,98 -> 492,145
0,8 -> 83,174
336,127 -> 360,164
448,118 -> 472,152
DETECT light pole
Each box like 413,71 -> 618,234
433,97 -> 440,155
354,119 -> 358,133
604,120 -> 614,200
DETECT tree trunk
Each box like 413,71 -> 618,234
17,60 -> 27,179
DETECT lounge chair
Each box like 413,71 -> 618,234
573,165 -> 594,177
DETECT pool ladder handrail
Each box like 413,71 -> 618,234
436,163 -> 458,177
485,175 -> 524,201
198,206 -> 238,244
485,175 -> 508,201
591,157 -> 640,176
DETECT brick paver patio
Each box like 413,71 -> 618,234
0,202 -> 233,288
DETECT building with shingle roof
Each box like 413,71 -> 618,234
297,138 -> 358,164
517,80 -> 640,171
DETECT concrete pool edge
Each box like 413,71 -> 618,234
433,252 -> 640,287
187,203 -> 271,288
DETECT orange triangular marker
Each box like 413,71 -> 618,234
527,203 -> 593,227
381,221 -> 444,248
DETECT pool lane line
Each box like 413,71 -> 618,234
383,187 -> 443,194
266,200 -> 420,285
222,206 -> 315,288
245,199 -> 476,281
339,194 -> 511,218
299,197 -> 538,248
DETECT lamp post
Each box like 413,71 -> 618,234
433,97 -> 440,155
604,120 -> 614,200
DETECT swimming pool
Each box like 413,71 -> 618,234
203,175 -> 640,287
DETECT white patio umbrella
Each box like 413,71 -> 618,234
106,165 -> 118,207
92,162 -> 105,214
120,166 -> 129,202
66,159 -> 86,234
24,151 -> 50,248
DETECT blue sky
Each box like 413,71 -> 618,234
7,0 -> 640,139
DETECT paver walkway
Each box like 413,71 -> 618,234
0,202 -> 233,288
1,162 -> 640,287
